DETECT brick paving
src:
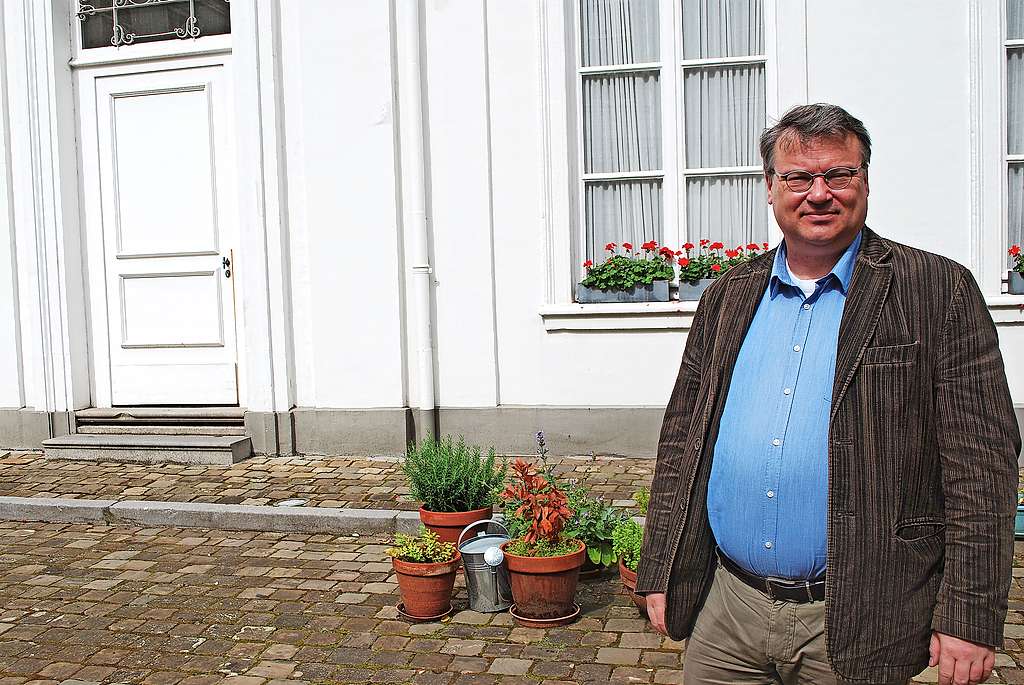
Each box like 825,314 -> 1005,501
0,452 -> 654,512
0,522 -> 1021,684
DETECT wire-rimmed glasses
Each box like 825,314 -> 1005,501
773,165 -> 865,193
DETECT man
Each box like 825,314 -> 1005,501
636,103 -> 1020,685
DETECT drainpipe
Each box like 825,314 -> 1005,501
398,0 -> 437,438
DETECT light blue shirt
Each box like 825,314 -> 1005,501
708,231 -> 862,580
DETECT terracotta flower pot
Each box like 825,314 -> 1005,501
501,539 -> 585,625
418,506 -> 493,546
618,557 -> 648,617
391,552 -> 461,620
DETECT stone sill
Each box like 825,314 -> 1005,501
541,295 -> 1024,332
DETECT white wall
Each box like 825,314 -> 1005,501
0,3 -> 23,409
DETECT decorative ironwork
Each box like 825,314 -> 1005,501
78,0 -> 229,49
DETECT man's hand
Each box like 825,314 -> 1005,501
929,631 -> 995,685
646,592 -> 668,634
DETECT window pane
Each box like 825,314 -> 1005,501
583,72 -> 662,173
1010,49 -> 1024,154
683,64 -> 765,168
580,0 -> 660,67
685,175 -> 767,246
79,0 -> 230,49
585,180 -> 663,260
681,0 -> 764,59
1010,0 -> 1024,40
1010,164 -> 1024,267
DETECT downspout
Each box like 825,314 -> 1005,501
398,0 -> 437,437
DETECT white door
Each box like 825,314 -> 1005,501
80,61 -> 240,405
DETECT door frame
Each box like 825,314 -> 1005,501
1,0 -> 295,443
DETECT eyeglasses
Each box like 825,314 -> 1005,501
773,165 -> 865,193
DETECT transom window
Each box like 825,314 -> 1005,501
1008,0 -> 1024,266
77,0 -> 230,49
576,0 -> 769,263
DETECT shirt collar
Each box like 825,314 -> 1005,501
769,230 -> 862,299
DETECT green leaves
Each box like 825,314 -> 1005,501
387,527 -> 457,563
580,254 -> 674,292
403,434 -> 508,512
612,518 -> 644,572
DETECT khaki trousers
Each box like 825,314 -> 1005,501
683,563 -> 908,685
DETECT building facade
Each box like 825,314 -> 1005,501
1,0 -> 1022,458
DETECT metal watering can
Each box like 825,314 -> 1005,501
458,518 -> 513,613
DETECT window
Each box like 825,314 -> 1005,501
1008,0 -> 1024,263
576,0 -> 769,263
77,0 -> 231,49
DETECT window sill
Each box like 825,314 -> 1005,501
540,295 -> 1024,332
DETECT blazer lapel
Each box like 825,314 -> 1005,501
707,255 -> 772,398
830,227 -> 894,417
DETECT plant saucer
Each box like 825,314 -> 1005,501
396,602 -> 454,623
509,602 -> 581,628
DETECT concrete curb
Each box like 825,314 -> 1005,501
0,496 -> 425,535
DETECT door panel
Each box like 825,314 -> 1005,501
90,64 -> 238,405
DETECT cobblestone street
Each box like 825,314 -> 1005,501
0,521 -> 1021,684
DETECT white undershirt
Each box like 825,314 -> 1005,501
786,260 -> 819,299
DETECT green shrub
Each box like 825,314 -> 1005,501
563,482 -> 626,567
613,518 -> 643,572
403,434 -> 507,512
633,487 -> 650,516
387,528 -> 457,564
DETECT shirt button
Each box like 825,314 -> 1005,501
793,345 -> 801,352
803,303 -> 811,310
772,438 -> 781,446
783,388 -> 792,395
764,541 -> 773,549
767,490 -> 775,498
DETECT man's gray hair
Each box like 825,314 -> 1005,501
759,103 -> 872,175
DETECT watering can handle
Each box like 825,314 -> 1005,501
457,517 -> 509,548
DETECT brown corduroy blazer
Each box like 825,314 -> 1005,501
635,227 -> 1021,684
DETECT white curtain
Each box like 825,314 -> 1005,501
583,73 -> 662,173
586,181 -> 663,259
681,0 -> 763,59
1010,49 -> 1024,155
580,0 -> 659,67
1010,165 -> 1024,266
683,64 -> 765,168
685,175 -> 766,248
1010,0 -> 1024,41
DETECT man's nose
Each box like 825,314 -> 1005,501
806,175 -> 833,203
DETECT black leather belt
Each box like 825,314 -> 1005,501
716,548 -> 825,603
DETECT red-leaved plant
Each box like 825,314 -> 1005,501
501,459 -> 572,546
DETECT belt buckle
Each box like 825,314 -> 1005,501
803,580 -> 814,603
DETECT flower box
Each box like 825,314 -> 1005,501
678,278 -> 715,301
1009,271 -> 1024,295
575,280 -> 669,304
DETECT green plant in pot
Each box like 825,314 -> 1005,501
403,434 -> 507,545
613,487 -> 649,616
387,527 -> 461,621
564,481 -> 627,578
499,458 -> 585,628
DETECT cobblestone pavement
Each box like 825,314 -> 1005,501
0,522 -> 1022,684
0,453 -> 654,512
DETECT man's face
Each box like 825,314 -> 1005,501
766,133 -> 868,253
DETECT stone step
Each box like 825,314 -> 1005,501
76,406 -> 245,425
42,434 -> 252,466
77,424 -> 247,436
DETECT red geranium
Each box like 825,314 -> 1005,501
747,243 -> 760,251
762,242 -> 770,250
678,257 -> 690,267
710,242 -> 724,250
605,242 -> 616,251
583,259 -> 593,269
725,249 -> 739,259
1011,245 -> 1021,256
623,242 -> 633,251
683,242 -> 695,250
711,264 -> 722,272
641,240 -> 657,251
700,239 -> 710,247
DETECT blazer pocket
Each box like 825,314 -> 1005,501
861,341 -> 920,366
894,516 -> 945,542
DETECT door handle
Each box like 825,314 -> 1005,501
222,256 -> 231,279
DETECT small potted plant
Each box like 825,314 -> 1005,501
677,241 -> 767,300
499,458 -> 585,627
1009,244 -> 1023,294
403,434 -> 507,545
387,527 -> 461,621
576,241 -> 675,303
564,481 -> 627,578
613,487 -> 649,616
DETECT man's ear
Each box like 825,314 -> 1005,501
765,172 -> 774,205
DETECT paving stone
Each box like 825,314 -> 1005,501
441,639 -> 486,656
487,658 -> 532,675
610,666 -> 653,683
596,647 -> 641,665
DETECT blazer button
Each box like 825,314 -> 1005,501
693,438 -> 702,451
